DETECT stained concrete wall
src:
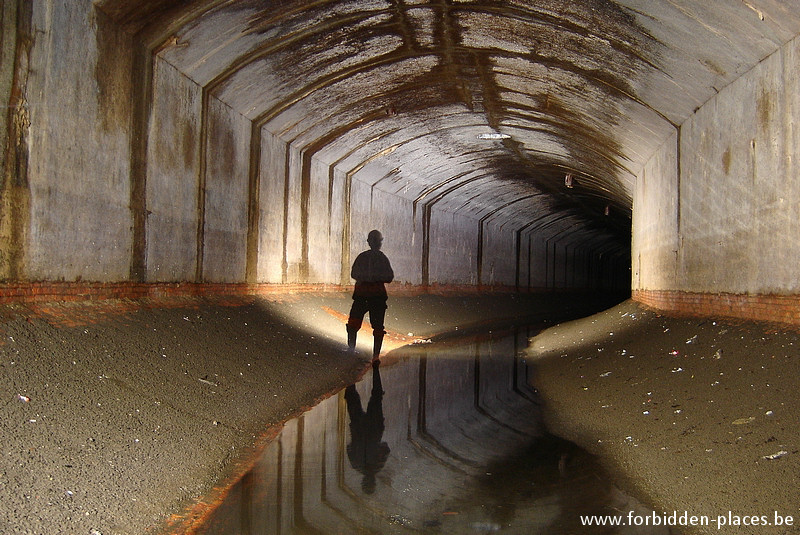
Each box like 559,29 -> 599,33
480,217 -> 518,286
428,209 -> 480,285
202,99 -> 250,283
632,131 -> 679,291
257,133 -> 289,283
146,59 -> 201,282
24,2 -> 132,282
0,2 -> 626,292
8,1 -> 800,300
633,33 -> 800,296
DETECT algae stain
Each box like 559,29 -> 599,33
93,6 -> 134,133
756,87 -> 774,131
721,147 -> 731,175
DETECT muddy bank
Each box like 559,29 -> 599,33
0,291 -> 618,535
527,301 -> 800,534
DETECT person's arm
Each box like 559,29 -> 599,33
380,253 -> 394,283
351,253 -> 367,281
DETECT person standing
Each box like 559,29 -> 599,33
347,230 -> 394,359
345,361 -> 389,494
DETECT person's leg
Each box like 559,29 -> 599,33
347,299 -> 368,351
368,299 -> 387,359
344,384 -> 363,422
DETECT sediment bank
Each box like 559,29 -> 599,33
528,301 -> 800,534
1,291 -> 614,535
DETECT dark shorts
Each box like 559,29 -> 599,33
347,297 -> 387,334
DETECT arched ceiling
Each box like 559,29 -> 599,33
97,0 -> 800,256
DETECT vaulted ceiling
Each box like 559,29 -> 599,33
97,0 -> 800,258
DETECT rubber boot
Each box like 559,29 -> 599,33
372,330 -> 385,360
346,326 -> 358,353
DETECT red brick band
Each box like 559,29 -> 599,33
0,282 -> 351,304
0,281 -> 530,304
633,289 -> 800,327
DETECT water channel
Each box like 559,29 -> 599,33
195,325 -> 677,534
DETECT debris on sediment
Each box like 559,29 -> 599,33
199,376 -> 219,387
732,417 -> 755,425
472,522 -> 501,532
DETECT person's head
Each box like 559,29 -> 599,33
367,229 -> 383,250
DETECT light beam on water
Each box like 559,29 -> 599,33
195,326 -> 676,534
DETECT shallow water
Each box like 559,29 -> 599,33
196,326 -> 677,534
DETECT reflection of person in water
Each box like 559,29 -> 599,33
347,230 -> 394,360
345,361 -> 390,494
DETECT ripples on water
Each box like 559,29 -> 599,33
196,327 -> 676,534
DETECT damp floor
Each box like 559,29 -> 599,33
195,325 -> 678,535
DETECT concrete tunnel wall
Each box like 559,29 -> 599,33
632,32 -> 800,323
0,1 -> 624,294
1,1 -> 799,318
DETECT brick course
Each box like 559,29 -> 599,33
0,282 -> 349,304
633,289 -> 800,328
0,281 -> 549,305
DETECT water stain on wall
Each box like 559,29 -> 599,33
722,147 -> 731,175
93,7 -> 134,133
756,86 -> 774,131
0,1 -> 33,280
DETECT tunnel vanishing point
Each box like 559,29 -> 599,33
1,0 -> 800,324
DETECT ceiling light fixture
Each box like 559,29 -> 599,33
477,132 -> 511,140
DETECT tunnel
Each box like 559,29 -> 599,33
2,0 -> 800,533
3,0 -> 800,309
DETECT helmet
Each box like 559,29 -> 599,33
367,229 -> 383,247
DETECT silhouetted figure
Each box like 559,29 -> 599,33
347,229 -> 394,359
345,361 -> 390,494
